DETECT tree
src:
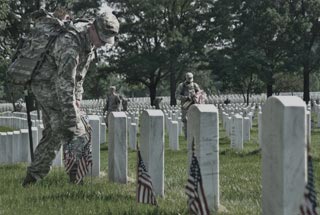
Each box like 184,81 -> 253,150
273,72 -> 303,94
285,0 -> 320,104
104,0 -> 169,105
207,0 -> 291,98
160,0 -> 213,105
106,0 -> 212,105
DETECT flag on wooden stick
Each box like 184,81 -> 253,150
299,152 -> 318,215
185,139 -> 210,215
136,146 -> 157,206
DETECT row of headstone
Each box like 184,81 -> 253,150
0,96 -> 312,214
0,104 -> 14,112
106,106 -> 219,210
220,104 -> 256,150
0,128 -> 38,164
0,114 -> 106,169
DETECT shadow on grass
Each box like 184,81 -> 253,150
100,143 -> 108,151
220,148 -> 261,157
220,136 -> 230,146
28,189 -> 134,202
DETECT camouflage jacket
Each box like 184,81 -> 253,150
31,18 -> 94,103
32,17 -> 94,98
175,81 -> 200,104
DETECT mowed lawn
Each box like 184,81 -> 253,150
0,116 -> 319,215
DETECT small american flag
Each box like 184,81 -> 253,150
76,142 -> 92,183
64,151 -> 76,173
194,90 -> 207,104
185,144 -> 210,215
136,149 -> 157,206
299,154 -> 318,215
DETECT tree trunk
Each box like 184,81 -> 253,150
303,65 -> 310,104
242,93 -> 246,104
267,84 -> 273,97
169,60 -> 177,106
149,84 -> 157,106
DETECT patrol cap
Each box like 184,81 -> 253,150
94,11 -> 119,45
186,72 -> 194,81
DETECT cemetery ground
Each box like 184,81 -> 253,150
0,118 -> 319,215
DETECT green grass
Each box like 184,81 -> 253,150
0,126 -> 15,132
0,117 -> 319,215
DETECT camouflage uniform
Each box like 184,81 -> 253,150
14,98 -> 25,112
175,80 -> 200,138
103,93 -> 121,126
26,18 -> 94,181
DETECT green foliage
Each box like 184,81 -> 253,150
1,0 -> 320,101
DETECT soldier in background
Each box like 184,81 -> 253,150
21,9 -> 119,186
175,72 -> 201,139
103,86 -> 121,126
14,98 -> 25,112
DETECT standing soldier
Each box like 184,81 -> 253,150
19,9 -> 120,186
175,72 -> 201,139
103,86 -> 121,126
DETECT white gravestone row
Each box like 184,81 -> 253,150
0,103 -> 14,112
2,98 -> 310,215
0,115 -> 106,169
0,116 -> 38,164
220,104 -> 256,149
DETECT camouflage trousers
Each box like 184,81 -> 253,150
27,83 -> 90,180
181,108 -> 188,139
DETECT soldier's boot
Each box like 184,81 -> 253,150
22,172 -> 37,187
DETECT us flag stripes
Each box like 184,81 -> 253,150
299,154 -> 318,215
76,142 -> 93,183
185,143 -> 210,215
136,149 -> 157,206
64,151 -> 76,173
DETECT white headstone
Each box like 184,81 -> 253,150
0,133 -> 6,163
108,112 -> 127,183
306,111 -> 311,146
258,111 -> 262,146
12,131 -> 21,163
100,122 -> 106,144
262,96 -> 306,215
169,121 -> 179,150
140,110 -> 164,196
128,123 -> 137,150
243,117 -> 250,142
20,129 -> 30,162
6,132 -> 14,163
187,104 -> 220,212
88,115 -> 101,177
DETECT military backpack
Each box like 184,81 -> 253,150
7,10 -> 69,86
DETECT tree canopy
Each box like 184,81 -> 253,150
1,0 -> 320,104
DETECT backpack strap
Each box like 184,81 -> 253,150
28,29 -> 64,86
